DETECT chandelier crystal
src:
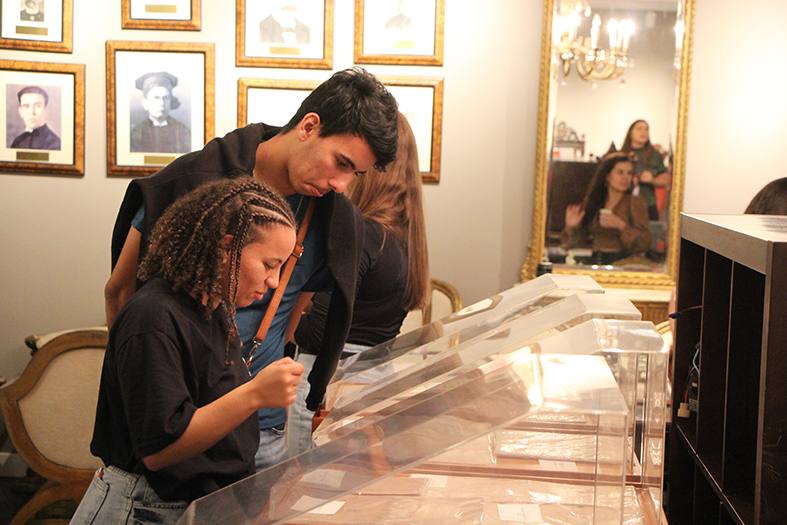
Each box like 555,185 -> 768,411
553,1 -> 634,81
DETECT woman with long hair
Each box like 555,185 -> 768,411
71,179 -> 303,525
286,112 -> 430,455
619,119 -> 669,220
562,155 -> 652,265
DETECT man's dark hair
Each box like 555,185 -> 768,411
18,86 -> 49,106
283,67 -> 399,170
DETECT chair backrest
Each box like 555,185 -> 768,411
0,329 -> 107,485
399,278 -> 462,335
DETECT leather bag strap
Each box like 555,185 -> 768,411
248,197 -> 315,362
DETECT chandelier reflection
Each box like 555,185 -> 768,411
553,2 -> 635,81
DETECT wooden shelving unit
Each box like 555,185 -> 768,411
667,214 -> 787,525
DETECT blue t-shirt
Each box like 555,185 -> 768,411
133,194 -> 331,429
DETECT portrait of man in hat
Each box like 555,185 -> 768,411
259,0 -> 311,45
129,71 -> 191,154
20,0 -> 44,22
9,85 -> 61,151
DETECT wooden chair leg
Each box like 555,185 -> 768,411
10,480 -> 89,525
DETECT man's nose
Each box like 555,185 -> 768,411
329,176 -> 351,194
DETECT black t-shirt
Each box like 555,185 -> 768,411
91,278 -> 258,502
296,219 -> 408,352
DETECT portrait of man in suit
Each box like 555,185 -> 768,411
10,85 -> 61,150
129,71 -> 191,154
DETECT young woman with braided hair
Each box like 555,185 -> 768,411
70,179 -> 304,525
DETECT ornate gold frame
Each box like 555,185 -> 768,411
0,59 -> 84,176
121,0 -> 201,31
237,78 -> 320,128
105,41 -> 215,177
378,76 -> 443,183
235,0 -> 334,70
520,0 -> 695,289
0,0 -> 73,53
353,0 -> 445,66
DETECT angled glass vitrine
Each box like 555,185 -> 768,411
176,353 -> 631,525
325,292 -> 641,414
328,273 -> 604,390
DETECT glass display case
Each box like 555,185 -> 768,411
176,353 -> 631,525
316,317 -> 668,520
172,280 -> 668,525
328,273 -> 604,390
325,292 -> 641,413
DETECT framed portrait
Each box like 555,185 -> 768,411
237,77 -> 319,128
121,0 -> 201,31
106,41 -> 214,177
0,0 -> 73,53
0,60 -> 84,176
236,0 -> 333,69
380,76 -> 443,182
354,0 -> 444,66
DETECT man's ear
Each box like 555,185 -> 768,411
297,112 -> 321,141
221,234 -> 234,251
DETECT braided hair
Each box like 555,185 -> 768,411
138,178 -> 296,357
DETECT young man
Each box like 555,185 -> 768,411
105,67 -> 398,470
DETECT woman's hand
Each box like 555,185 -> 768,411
599,209 -> 627,231
564,204 -> 585,230
250,357 -> 304,408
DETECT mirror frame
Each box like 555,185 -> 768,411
521,0 -> 695,289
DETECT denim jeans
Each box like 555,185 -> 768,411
285,351 -> 317,458
254,423 -> 288,472
69,466 -> 188,525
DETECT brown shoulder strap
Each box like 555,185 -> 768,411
249,197 -> 315,362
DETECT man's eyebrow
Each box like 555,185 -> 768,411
339,154 -> 357,171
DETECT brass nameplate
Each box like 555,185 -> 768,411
393,41 -> 415,49
16,26 -> 48,36
17,151 -> 49,162
269,46 -> 301,56
144,155 -> 176,165
145,5 -> 178,13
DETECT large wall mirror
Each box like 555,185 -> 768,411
522,0 -> 694,288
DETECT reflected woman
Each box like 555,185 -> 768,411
619,119 -> 669,220
562,155 -> 652,265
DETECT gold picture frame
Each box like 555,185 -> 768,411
121,0 -> 201,31
0,59 -> 84,176
106,41 -> 215,177
237,77 -> 320,128
0,0 -> 73,53
354,0 -> 444,66
379,76 -> 443,182
236,0 -> 333,69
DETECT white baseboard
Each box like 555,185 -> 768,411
0,452 -> 28,477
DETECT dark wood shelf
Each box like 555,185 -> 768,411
667,214 -> 787,525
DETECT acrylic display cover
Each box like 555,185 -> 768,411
329,273 -> 604,388
175,353 -> 630,525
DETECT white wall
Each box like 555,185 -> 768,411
683,0 -> 787,214
0,0 -> 541,379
